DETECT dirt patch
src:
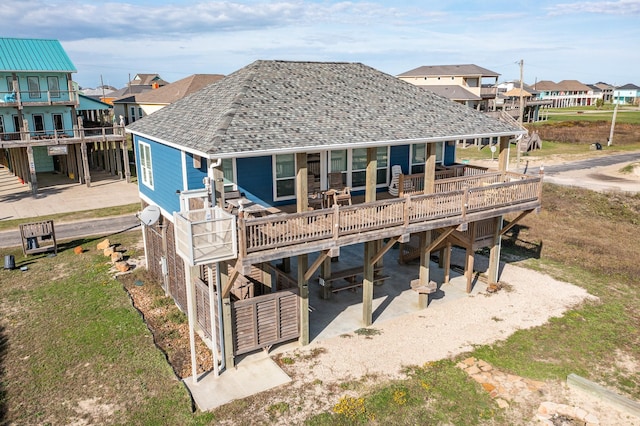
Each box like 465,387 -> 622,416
119,268 -> 213,379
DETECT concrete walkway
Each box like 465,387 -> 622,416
0,164 -> 140,221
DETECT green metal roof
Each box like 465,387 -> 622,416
0,38 -> 76,73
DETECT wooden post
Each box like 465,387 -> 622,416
498,136 -> 510,172
320,256 -> 332,300
443,242 -> 452,284
122,138 -> 131,183
417,142 -> 436,289
424,143 -> 436,194
465,222 -> 476,293
220,263 -> 235,369
362,147 -> 377,326
363,241 -> 375,326
81,142 -> 91,187
418,231 -> 432,287
488,216 -> 503,285
295,152 -> 310,345
298,254 -> 309,345
115,139 -> 123,179
26,145 -> 38,197
296,152 -> 308,212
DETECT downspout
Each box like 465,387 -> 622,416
206,158 -> 223,208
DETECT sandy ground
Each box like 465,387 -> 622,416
265,245 -> 640,425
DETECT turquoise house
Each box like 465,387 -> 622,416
0,37 -> 128,194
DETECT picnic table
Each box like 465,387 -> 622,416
318,265 -> 388,299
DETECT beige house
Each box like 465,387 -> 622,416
113,74 -> 224,123
398,64 -> 500,111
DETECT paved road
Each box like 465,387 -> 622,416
0,215 -> 141,249
523,152 -> 640,175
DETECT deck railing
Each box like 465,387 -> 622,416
0,125 -> 126,146
239,171 -> 542,258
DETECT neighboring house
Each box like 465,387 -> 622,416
129,73 -> 168,88
613,83 -> 640,105
126,60 -> 542,377
102,84 -> 152,109
593,82 -> 614,103
495,81 -> 552,122
115,74 -> 224,122
0,37 -> 129,194
77,94 -> 113,126
533,80 -> 599,107
397,64 -> 500,111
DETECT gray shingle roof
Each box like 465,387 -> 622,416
127,60 -> 523,157
420,85 -> 481,101
398,64 -> 500,78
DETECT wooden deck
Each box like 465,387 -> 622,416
237,170 -> 542,267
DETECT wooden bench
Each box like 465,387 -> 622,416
318,266 -> 388,298
20,220 -> 57,256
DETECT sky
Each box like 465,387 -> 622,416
2,0 -> 639,89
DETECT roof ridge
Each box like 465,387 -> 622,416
211,63 -> 259,145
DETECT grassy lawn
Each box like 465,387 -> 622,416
0,232 -> 214,425
1,162 -> 639,422
545,111 -> 640,125
457,138 -> 640,164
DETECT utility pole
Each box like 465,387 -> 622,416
517,59 -> 524,171
608,103 -> 618,146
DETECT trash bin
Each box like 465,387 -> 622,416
4,254 -> 15,270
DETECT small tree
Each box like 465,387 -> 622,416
595,98 -> 604,110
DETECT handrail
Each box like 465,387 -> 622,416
241,173 -> 542,255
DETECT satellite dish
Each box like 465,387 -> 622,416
138,205 -> 161,226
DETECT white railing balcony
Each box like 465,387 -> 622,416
174,207 -> 238,266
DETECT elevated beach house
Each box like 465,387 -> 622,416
0,37 -> 129,195
126,60 -> 542,378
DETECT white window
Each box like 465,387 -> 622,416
47,76 -> 60,97
139,141 -> 154,189
330,147 -> 389,189
27,76 -> 40,98
273,154 -> 296,200
221,158 -> 236,192
410,142 -> 443,174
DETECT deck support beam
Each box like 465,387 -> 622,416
296,153 -> 310,345
498,135 -> 510,172
465,222 -> 476,293
220,263 -> 235,369
500,209 -> 534,236
26,145 -> 38,197
362,147 -> 378,327
488,216 -> 503,285
298,254 -> 309,345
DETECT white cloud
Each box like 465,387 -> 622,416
549,0 -> 640,15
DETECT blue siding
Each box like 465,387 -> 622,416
236,156 -> 276,205
134,135 -> 184,215
185,152 -> 208,190
444,141 -> 456,165
33,146 -> 54,172
390,145 -> 409,174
